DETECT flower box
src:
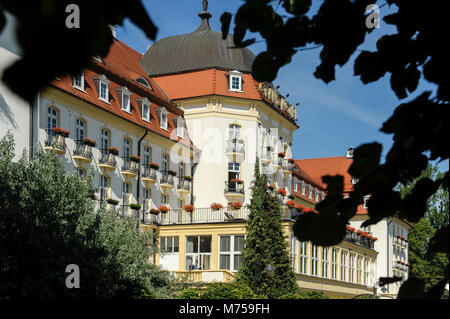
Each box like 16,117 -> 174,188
149,208 -> 159,215
183,176 -> 193,181
228,201 -> 242,210
295,204 -> 305,211
107,198 -> 119,205
210,203 -> 223,211
277,188 -> 287,196
278,152 -> 286,158
183,204 -> 194,212
82,137 -> 97,147
129,155 -> 141,163
167,170 -> 177,176
346,226 -> 356,232
108,147 -> 119,155
129,203 -> 141,210
158,206 -> 170,213
51,127 -> 71,137
285,200 -> 296,208
231,178 -> 244,184
148,163 -> 160,170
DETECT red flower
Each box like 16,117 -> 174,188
303,208 -> 317,214
183,204 -> 194,212
346,225 -> 356,232
210,202 -> 224,211
285,200 -> 296,208
231,178 -> 244,184
108,147 -> 119,155
51,127 -> 71,137
229,201 -> 242,210
158,206 -> 170,213
82,137 -> 97,147
277,188 -> 287,196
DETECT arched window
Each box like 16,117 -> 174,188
100,175 -> 109,202
136,77 -> 151,89
47,106 -> 58,130
143,146 -> 152,165
101,129 -> 110,151
162,153 -> 169,172
123,137 -> 132,160
178,161 -> 185,178
76,118 -> 86,146
229,124 -> 240,140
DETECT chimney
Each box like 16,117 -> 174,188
346,147 -> 354,159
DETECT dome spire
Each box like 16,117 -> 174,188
196,0 -> 212,31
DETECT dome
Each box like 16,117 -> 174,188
140,2 -> 256,77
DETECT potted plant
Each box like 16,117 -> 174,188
52,127 -> 71,137
210,202 -> 223,211
149,208 -> 159,215
285,200 -> 296,208
183,204 -> 194,212
167,170 -> 177,176
129,203 -> 141,211
148,162 -> 160,170
277,188 -> 286,196
108,147 -> 119,155
278,152 -> 286,158
82,137 -> 97,147
107,198 -> 119,206
130,155 -> 141,163
231,178 -> 244,184
158,206 -> 170,213
228,201 -> 242,210
183,176 -> 193,182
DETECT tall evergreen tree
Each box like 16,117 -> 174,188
237,157 -> 299,298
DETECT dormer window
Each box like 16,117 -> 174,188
228,70 -> 243,92
73,71 -> 84,91
115,86 -> 131,112
136,97 -> 151,122
136,77 -> 152,89
176,117 -> 185,139
93,74 -> 110,103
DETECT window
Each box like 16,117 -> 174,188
143,188 -> 151,211
299,242 -> 308,274
228,162 -> 240,191
219,235 -> 244,271
160,108 -> 168,130
228,70 -> 243,92
77,168 -> 85,180
99,80 -> 109,102
76,118 -> 86,147
162,153 -> 169,172
308,186 -> 313,199
357,255 -> 362,284
123,137 -> 131,160
322,247 -> 329,278
47,106 -> 58,131
161,193 -> 168,206
160,236 -> 179,253
301,181 -> 306,196
291,235 -> 297,271
315,191 -> 320,202
186,236 -> 212,270
293,179 -> 298,192
341,251 -> 347,281
100,175 -> 109,202
73,71 -> 84,91
311,245 -> 318,276
122,182 -> 130,207
364,258 -> 369,286
178,162 -> 185,180
332,248 -> 338,280
115,86 -> 131,112
229,124 -> 241,140
142,102 -> 151,122
136,77 -> 151,89
143,146 -> 152,165
349,253 -> 355,283
176,117 -> 184,139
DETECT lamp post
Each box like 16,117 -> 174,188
254,255 -> 274,295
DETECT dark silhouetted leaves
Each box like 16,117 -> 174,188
399,178 -> 440,223
423,276 -> 449,299
397,277 -> 425,299
348,143 -> 382,179
220,12 -> 232,40
378,276 -> 403,287
283,0 -> 312,16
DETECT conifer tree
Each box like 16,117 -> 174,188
237,157 -> 299,298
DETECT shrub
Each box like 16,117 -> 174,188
201,282 -> 256,299
179,288 -> 201,299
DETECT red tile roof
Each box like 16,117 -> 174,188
49,39 -> 196,150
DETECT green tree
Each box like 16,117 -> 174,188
0,133 -> 175,298
236,158 -> 299,298
397,165 -> 449,298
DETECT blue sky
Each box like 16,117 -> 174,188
116,1 -> 446,170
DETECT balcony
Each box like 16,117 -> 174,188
224,180 -> 245,202
98,151 -> 117,171
261,151 -> 272,165
272,154 -> 283,172
343,229 -> 375,250
73,141 -> 94,163
142,166 -> 158,185
172,270 -> 235,283
160,171 -> 175,193
177,177 -> 191,198
393,261 -> 409,272
121,157 -> 139,178
44,130 -> 67,155
281,158 -> 292,176
225,139 -> 245,163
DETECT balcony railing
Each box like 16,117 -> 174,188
224,181 -> 245,194
343,229 -> 375,250
178,178 -> 191,191
121,157 -> 139,175
44,130 -> 67,152
142,166 -> 157,180
73,141 -> 93,160
160,171 -> 175,186
99,151 -> 117,168
226,139 -> 245,155
281,158 -> 292,172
